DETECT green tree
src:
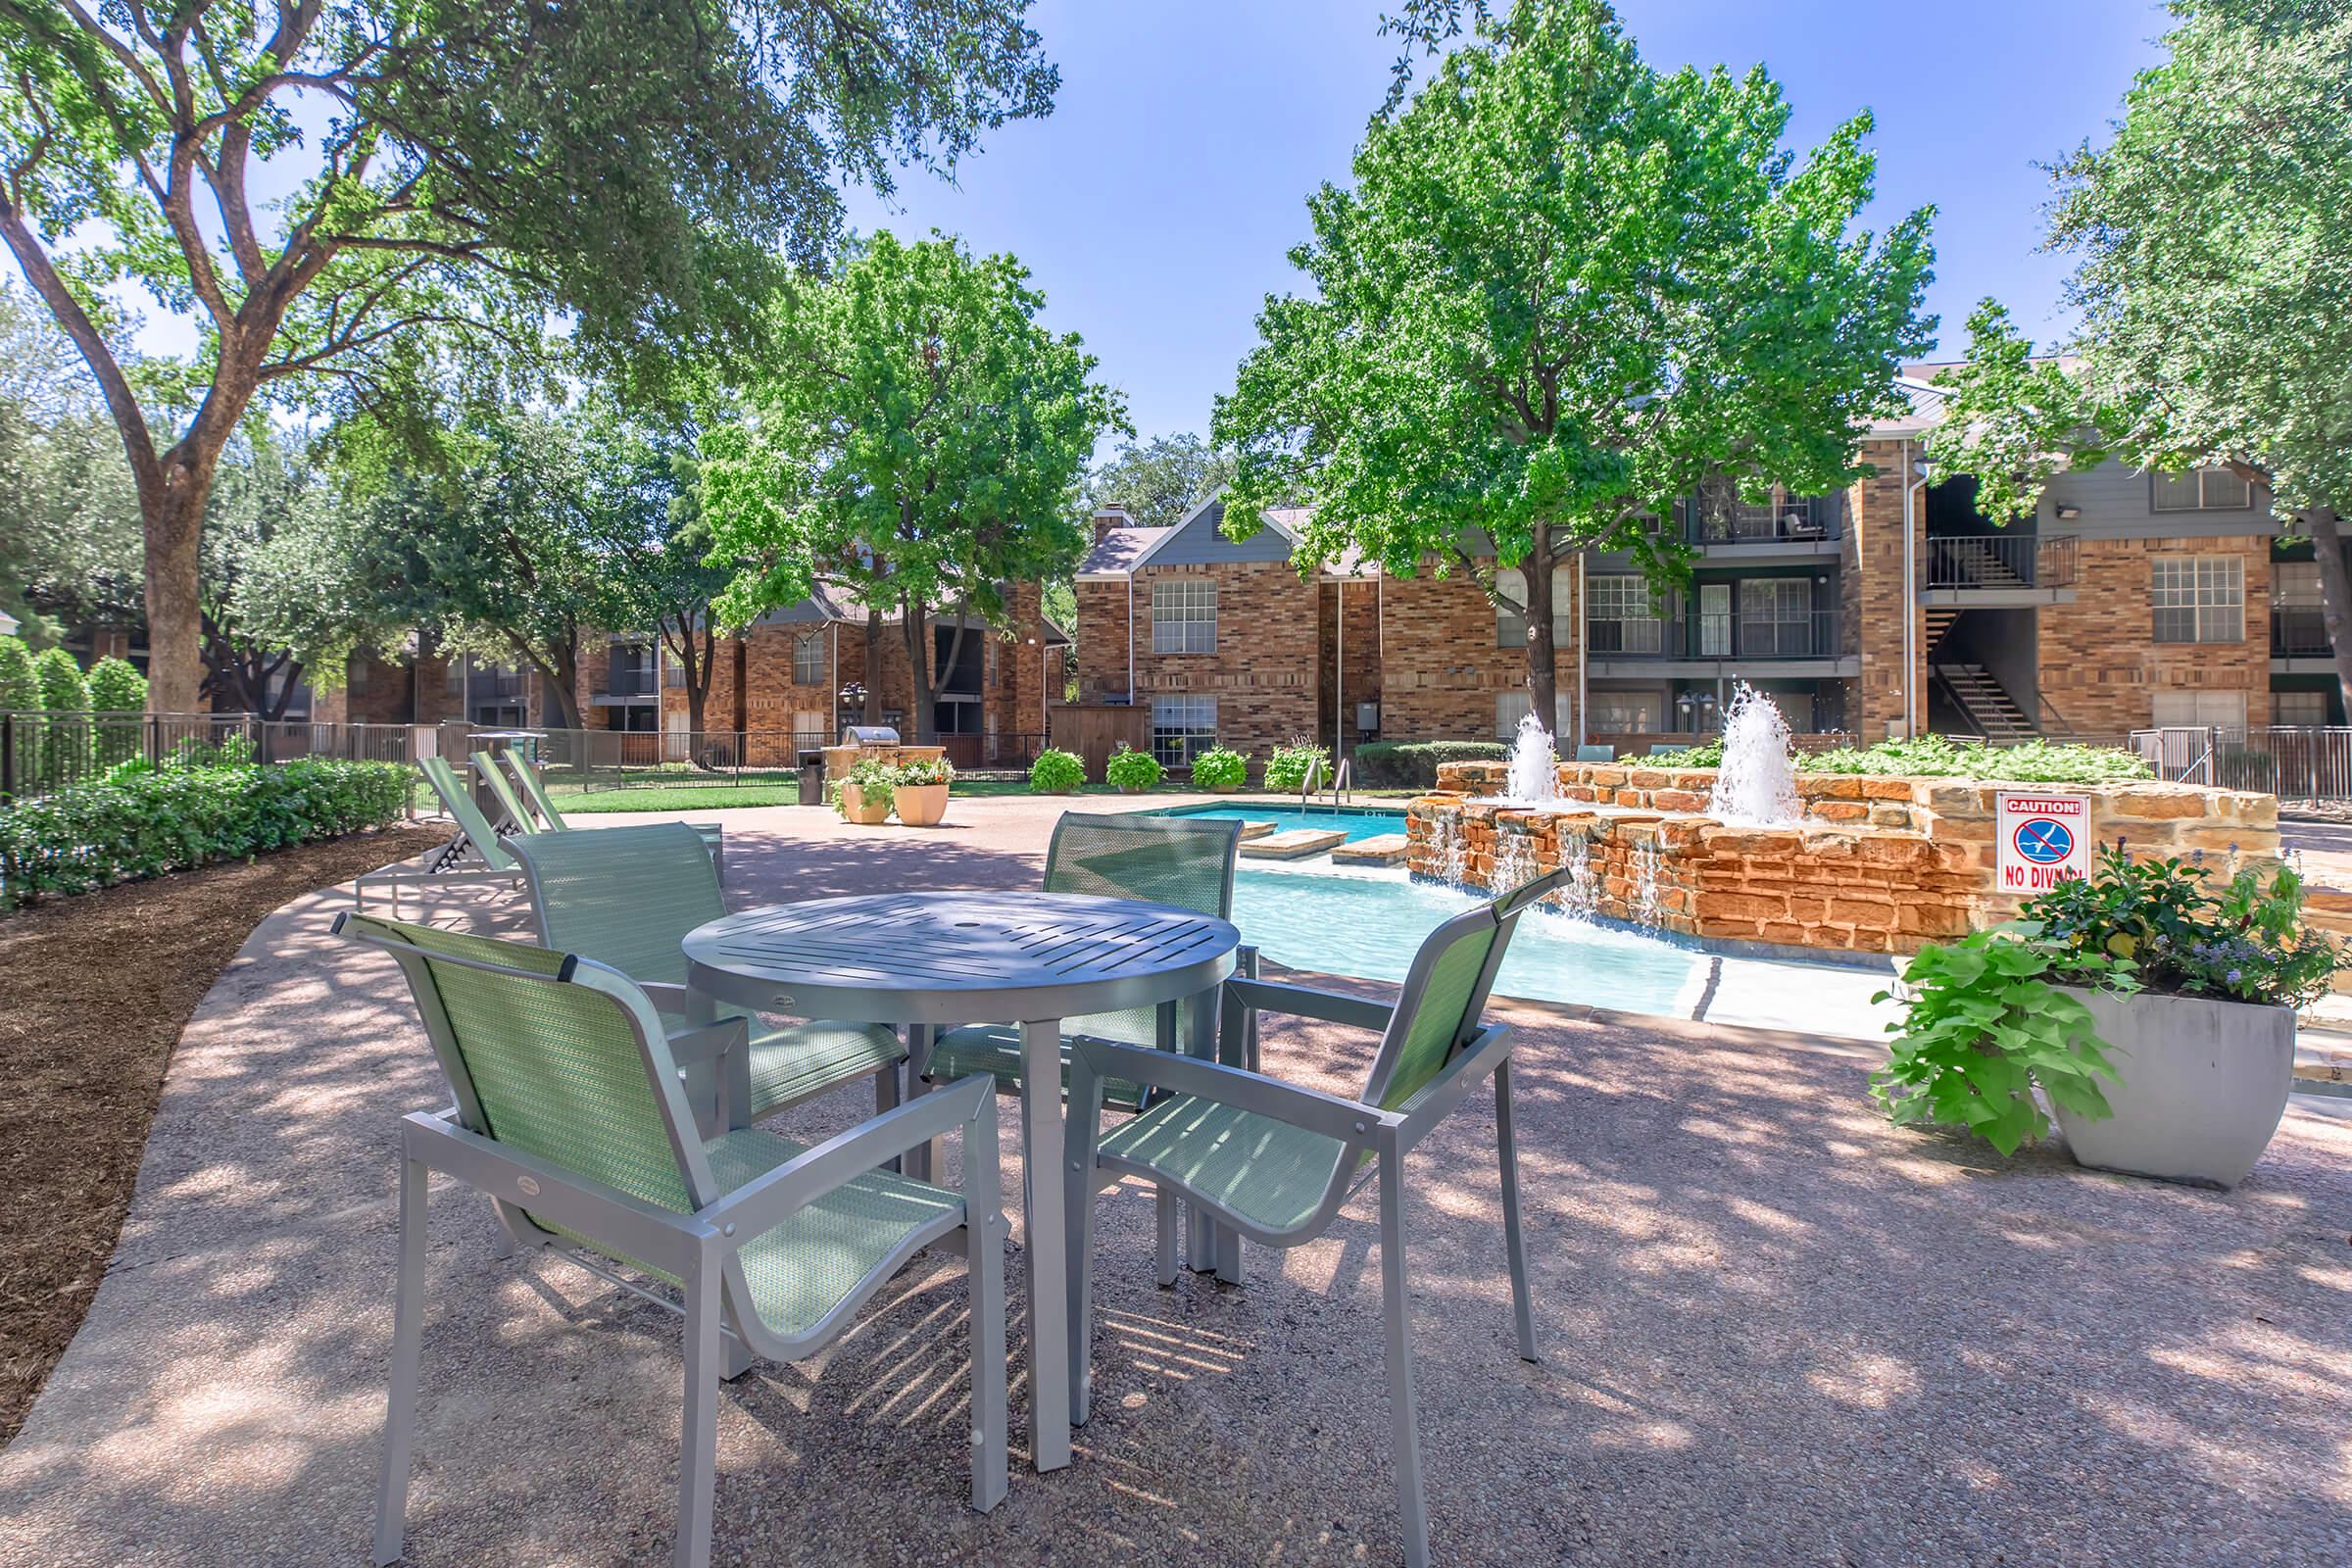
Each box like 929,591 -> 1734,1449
0,632 -> 32,710
589,426 -> 744,741
1213,0 -> 1934,728
1926,0 -> 2352,715
701,230 -> 1126,741
1084,433 -> 1234,528
30,644 -> 87,712
0,2 -> 1059,712
0,285 -> 142,642
85,656 -> 144,712
29,643 -> 90,783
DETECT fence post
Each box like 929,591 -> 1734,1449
1,713 -> 13,806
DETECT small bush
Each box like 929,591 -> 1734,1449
1105,746 -> 1164,791
1029,748 -> 1086,794
0,758 -> 411,906
1352,740 -> 1507,790
1644,733 -> 2152,786
1191,747 -> 1247,791
1262,742 -> 1331,793
0,634 -> 34,711
86,657 -> 147,714
896,755 -> 955,787
830,756 -> 899,817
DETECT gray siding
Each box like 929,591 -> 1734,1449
1146,499 -> 1298,566
2040,459 -> 2279,540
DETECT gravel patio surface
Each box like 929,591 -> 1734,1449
3,795 -> 2349,1566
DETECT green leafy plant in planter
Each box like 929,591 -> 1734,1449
1191,747 -> 1247,792
1028,748 -> 1085,795
2027,846 -> 2337,1006
893,755 -> 955,825
897,756 -> 955,788
828,757 -> 898,822
1105,745 -> 1163,793
1263,741 -> 1330,793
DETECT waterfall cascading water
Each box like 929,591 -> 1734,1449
1491,829 -> 1539,895
1431,811 -> 1468,888
1502,710 -> 1562,807
1560,834 -> 1599,921
1706,680 -> 1803,826
1631,839 -> 1666,930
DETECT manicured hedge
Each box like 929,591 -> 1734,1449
1352,740 -> 1508,790
0,759 -> 412,906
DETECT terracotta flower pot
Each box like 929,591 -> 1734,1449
839,784 -> 892,825
895,782 -> 950,826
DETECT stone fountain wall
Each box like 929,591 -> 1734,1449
1411,760 -> 2279,958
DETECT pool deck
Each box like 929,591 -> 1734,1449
5,795 -> 2349,1566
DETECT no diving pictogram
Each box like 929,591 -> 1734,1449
2013,817 -> 2075,865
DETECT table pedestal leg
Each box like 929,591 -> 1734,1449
1019,1017 -> 1072,1472
903,1023 -> 939,1184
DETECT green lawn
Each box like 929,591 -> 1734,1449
555,783 -> 802,812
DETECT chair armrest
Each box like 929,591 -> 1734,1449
664,1015 -> 749,1070
1069,1039 -> 1394,1149
638,980 -> 692,1012
1389,1022 -> 1515,1153
1225,975 -> 1394,1035
700,1073 -> 997,1240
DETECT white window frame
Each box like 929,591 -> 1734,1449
1586,573 -> 1666,654
1494,690 -> 1573,740
1152,579 -> 1217,655
792,630 -> 825,685
2150,466 -> 2253,513
1151,695 -> 1217,764
1494,565 -> 1573,650
2151,556 -> 2244,644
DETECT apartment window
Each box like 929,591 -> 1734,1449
1151,695 -> 1217,764
1589,691 -> 1662,734
1494,690 -> 1572,740
793,630 -> 825,686
2151,690 -> 2247,730
1494,566 -> 1573,649
1586,574 -> 1665,654
2151,556 -> 2244,643
2274,689 -> 2330,727
1738,578 -> 1815,657
2273,562 -> 2328,656
1152,579 -> 1217,654
2151,466 -> 2253,513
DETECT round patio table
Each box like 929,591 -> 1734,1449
682,889 -> 1241,1475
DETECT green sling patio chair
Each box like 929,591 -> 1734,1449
507,823 -> 906,1126
475,746 -> 728,878
1062,865 -> 1573,1568
352,755 -> 523,914
339,910 -> 1006,1568
920,810 -> 1250,1113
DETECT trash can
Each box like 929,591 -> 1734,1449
798,750 -> 827,807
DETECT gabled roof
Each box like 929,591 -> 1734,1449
1075,526 -> 1163,579
1075,491 -> 1382,581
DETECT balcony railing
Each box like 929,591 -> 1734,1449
1925,533 -> 2078,590
2272,605 -> 2332,657
1587,609 -> 1844,662
598,668 -> 662,699
1685,494 -> 1842,546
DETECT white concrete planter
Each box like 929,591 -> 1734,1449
894,782 -> 949,826
2051,988 -> 2295,1190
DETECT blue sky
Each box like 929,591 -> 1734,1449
842,0 -> 2170,448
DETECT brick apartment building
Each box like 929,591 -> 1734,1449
1073,371 -> 2333,763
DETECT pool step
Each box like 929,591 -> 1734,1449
1237,820 -> 1278,842
1240,828 -> 1349,860
1330,833 -> 1411,866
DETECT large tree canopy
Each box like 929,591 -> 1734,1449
0,1 -> 1058,710
700,229 -> 1124,741
1928,0 -> 2352,713
1213,0 -> 1935,730
1083,432 -> 1233,529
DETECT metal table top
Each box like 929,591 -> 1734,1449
683,889 -> 1241,1026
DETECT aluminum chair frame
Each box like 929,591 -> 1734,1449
340,913 -> 1007,1568
476,747 -> 728,878
352,755 -> 522,914
1062,867 -> 1571,1568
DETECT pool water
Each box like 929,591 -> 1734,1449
1231,868 -> 1703,1017
1164,804 -> 1406,844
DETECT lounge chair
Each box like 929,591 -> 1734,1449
340,911 -> 1006,1568
470,748 -> 543,835
495,746 -> 570,830
1575,743 -> 1615,762
1062,867 -> 1571,1568
477,747 -> 726,878
352,756 -> 523,913
507,823 -> 905,1127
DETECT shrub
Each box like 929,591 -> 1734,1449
1646,733 -> 2152,785
1352,740 -> 1507,789
0,634 -> 33,712
86,657 -> 147,714
1262,742 -> 1331,793
29,648 -> 92,783
830,756 -> 899,816
1190,747 -> 1247,791
1105,745 -> 1163,791
896,755 -> 955,787
30,646 -> 89,714
0,758 -> 411,907
1028,748 -> 1086,794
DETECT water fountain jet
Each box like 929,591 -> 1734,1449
1706,681 -> 1803,826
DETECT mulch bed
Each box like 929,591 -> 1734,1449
0,826 -> 439,1446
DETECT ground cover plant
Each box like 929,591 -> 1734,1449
1651,733 -> 2153,785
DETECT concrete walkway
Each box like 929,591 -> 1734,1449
4,798 -> 2350,1566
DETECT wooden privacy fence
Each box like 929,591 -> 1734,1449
1049,706 -> 1149,781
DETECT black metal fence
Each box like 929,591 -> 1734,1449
0,711 -> 418,804
420,725 -> 1054,795
2131,725 -> 2352,801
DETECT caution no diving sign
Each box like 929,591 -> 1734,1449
1995,792 -> 2090,892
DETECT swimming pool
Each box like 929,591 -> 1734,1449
1162,804 -> 1406,844
1231,868 -> 1703,1017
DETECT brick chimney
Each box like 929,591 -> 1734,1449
1091,504 -> 1134,545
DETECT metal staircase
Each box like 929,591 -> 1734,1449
1934,662 -> 2037,743
1923,608 -> 1962,661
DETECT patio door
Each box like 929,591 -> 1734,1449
1697,583 -> 1732,656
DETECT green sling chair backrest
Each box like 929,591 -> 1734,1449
507,823 -> 724,992
1044,811 -> 1243,1048
339,912 -> 719,1280
471,751 -> 543,835
1360,868 -> 1569,1111
417,755 -> 517,873
500,750 -> 570,831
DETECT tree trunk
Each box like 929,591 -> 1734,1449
144,484 -> 208,713
526,637 -> 584,732
1521,529 -> 1561,739
862,610 -> 883,724
902,597 -> 936,743
2306,505 -> 2352,722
